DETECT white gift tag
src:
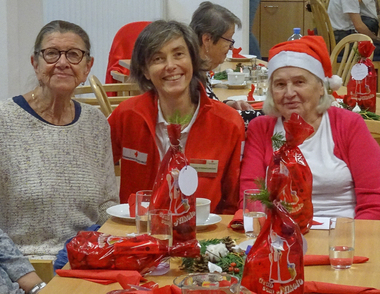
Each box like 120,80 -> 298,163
351,63 -> 368,80
178,165 -> 198,196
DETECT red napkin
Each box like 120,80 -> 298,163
304,255 -> 369,266
228,209 -> 266,231
251,101 -> 264,110
304,281 -> 380,293
228,209 -> 244,230
56,269 -> 145,286
232,47 -> 246,58
128,193 -> 136,217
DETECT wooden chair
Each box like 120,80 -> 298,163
73,76 -> 140,116
330,34 -> 374,86
30,259 -> 54,283
365,120 -> 380,145
309,0 -> 336,54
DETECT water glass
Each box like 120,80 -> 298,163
329,217 -> 355,269
243,189 -> 266,238
135,190 -> 151,234
147,208 -> 172,276
173,273 -> 241,294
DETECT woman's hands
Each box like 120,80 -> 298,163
225,100 -> 253,111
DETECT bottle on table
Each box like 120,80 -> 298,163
288,28 -> 302,41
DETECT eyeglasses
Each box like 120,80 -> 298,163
220,36 -> 235,49
37,48 -> 89,64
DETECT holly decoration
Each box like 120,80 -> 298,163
180,237 -> 245,278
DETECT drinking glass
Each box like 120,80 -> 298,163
243,189 -> 266,238
329,217 -> 355,269
173,273 -> 241,294
147,208 -> 172,275
135,190 -> 151,234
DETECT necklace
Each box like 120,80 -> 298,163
31,92 -> 74,124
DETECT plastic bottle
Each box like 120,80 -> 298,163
288,28 -> 302,41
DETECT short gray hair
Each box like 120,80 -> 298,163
130,20 -> 205,104
190,1 -> 241,45
33,20 -> 91,61
263,76 -> 334,117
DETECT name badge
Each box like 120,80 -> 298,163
123,147 -> 148,165
189,159 -> 218,178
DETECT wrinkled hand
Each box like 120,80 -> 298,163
225,100 -> 253,111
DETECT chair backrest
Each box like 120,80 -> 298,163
89,75 -> 113,117
30,259 -> 54,283
320,0 -> 329,9
365,120 -> 380,145
330,34 -> 374,86
73,76 -> 140,116
105,21 -> 151,84
310,0 -> 336,54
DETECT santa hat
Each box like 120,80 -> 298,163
267,35 -> 342,92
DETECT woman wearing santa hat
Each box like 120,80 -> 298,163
239,35 -> 380,219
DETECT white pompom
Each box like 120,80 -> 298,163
326,75 -> 342,91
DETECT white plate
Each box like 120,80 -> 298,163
196,213 -> 222,229
226,53 -> 257,62
227,95 -> 266,102
106,204 -> 135,221
210,79 -> 223,87
224,81 -> 248,89
239,239 -> 256,251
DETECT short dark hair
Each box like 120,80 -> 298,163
190,1 -> 242,45
130,20 -> 206,104
33,20 -> 91,61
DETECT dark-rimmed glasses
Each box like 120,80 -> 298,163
37,48 -> 89,64
220,36 -> 235,49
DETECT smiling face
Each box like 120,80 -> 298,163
32,31 -> 93,95
271,67 -> 325,123
144,37 -> 193,101
203,26 -> 235,70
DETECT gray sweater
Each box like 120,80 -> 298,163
0,98 -> 119,256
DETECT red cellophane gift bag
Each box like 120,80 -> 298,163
150,121 -> 199,257
241,200 -> 304,294
67,231 -> 198,274
266,113 -> 314,234
346,41 -> 377,112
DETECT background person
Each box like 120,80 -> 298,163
0,228 -> 45,294
108,20 -> 245,214
0,20 -> 118,261
240,36 -> 380,219
328,0 -> 380,54
190,1 -> 252,111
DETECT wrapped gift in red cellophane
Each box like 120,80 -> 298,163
241,113 -> 314,293
150,121 -> 199,257
346,41 -> 377,112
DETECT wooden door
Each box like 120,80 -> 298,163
260,1 -> 304,57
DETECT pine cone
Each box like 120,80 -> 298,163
222,236 -> 236,252
192,255 -> 209,272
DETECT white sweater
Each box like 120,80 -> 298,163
0,98 -> 119,256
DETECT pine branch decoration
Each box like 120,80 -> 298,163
272,132 -> 286,150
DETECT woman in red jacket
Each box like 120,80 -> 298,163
108,20 -> 245,214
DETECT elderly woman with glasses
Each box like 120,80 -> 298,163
190,1 -> 252,111
0,20 -> 118,261
108,20 -> 245,214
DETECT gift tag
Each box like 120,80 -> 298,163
351,63 -> 368,80
178,166 -> 198,196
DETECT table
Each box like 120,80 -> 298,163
40,216 -> 380,293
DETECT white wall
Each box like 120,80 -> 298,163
166,0 -> 249,54
0,0 -> 43,100
1,0 -> 249,100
